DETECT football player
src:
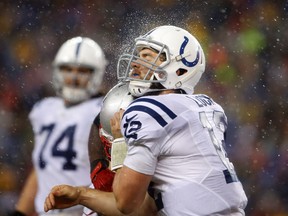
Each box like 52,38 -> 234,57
114,25 -> 248,215
83,82 -> 133,216
11,37 -> 107,216
44,25 -> 248,215
83,82 -> 157,216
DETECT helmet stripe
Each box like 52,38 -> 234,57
75,39 -> 82,59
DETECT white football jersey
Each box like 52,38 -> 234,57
122,94 -> 248,216
30,97 -> 103,214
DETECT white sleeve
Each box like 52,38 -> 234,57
123,142 -> 157,175
121,107 -> 168,175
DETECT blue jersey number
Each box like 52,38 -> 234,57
38,123 -> 77,170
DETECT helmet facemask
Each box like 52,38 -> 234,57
117,38 -> 170,97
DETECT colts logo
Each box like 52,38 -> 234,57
123,114 -> 142,139
179,36 -> 200,67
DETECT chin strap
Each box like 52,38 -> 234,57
128,80 -> 151,97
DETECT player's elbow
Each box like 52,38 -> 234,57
117,205 -> 134,215
115,197 -> 138,214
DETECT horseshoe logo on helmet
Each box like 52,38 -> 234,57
179,36 -> 200,67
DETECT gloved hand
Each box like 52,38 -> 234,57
90,159 -> 115,192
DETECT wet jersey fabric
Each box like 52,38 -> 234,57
122,93 -> 247,215
30,97 -> 103,214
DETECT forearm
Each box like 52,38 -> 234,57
78,187 -> 127,216
44,184 -> 156,216
78,187 -> 155,216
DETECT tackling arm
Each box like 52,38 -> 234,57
44,184 -> 157,216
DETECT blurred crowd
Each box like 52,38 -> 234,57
0,0 -> 287,215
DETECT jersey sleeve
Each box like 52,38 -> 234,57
28,99 -> 42,122
29,97 -> 62,119
121,97 -> 175,175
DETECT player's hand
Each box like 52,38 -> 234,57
90,159 -> 115,192
44,185 -> 81,212
110,109 -> 125,139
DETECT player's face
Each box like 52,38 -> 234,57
129,48 -> 162,81
59,65 -> 93,89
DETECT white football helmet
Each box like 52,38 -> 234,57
98,82 -> 134,159
53,37 -> 107,103
117,25 -> 205,96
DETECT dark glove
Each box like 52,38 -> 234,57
90,159 -> 115,192
7,210 -> 26,216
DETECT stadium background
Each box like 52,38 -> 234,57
0,0 -> 287,215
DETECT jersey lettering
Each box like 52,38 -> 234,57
38,124 -> 55,169
38,123 -> 77,170
52,125 -> 77,170
123,114 -> 142,139
192,95 -> 214,107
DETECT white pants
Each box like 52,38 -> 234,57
82,206 -> 98,216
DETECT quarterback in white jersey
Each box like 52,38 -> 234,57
43,26 -> 247,216
122,93 -> 247,215
113,25 -> 248,215
12,37 -> 107,216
